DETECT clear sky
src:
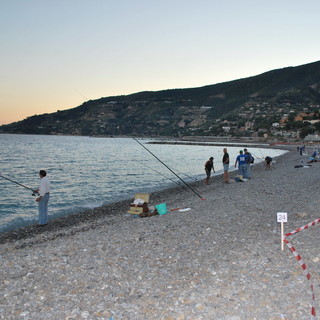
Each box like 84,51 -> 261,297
1,0 -> 319,125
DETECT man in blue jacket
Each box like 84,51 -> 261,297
235,150 -> 247,179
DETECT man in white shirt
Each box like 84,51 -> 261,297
35,170 -> 50,225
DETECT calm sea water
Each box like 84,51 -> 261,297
0,134 -> 287,233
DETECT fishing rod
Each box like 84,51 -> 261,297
0,174 -> 38,196
135,160 -> 184,188
133,138 -> 206,200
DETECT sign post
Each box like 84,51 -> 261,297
277,212 -> 288,251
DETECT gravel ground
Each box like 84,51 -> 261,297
0,147 -> 320,320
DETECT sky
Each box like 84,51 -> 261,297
1,1 -> 320,125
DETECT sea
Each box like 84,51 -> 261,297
0,134 -> 287,233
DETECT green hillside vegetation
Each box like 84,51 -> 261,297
1,60 -> 320,139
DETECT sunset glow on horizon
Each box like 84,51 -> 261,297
1,1 -> 320,125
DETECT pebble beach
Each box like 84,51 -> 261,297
1,146 -> 320,320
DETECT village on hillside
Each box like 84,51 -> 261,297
216,98 -> 320,142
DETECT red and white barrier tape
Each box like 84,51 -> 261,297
285,218 -> 320,238
283,218 -> 320,320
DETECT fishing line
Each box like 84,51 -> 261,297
250,152 -> 261,160
135,160 -> 184,187
250,148 -> 265,160
133,138 -> 206,200
157,157 -> 201,182
250,149 -> 264,159
138,160 -> 202,195
0,174 -> 38,196
259,149 -> 266,158
74,89 -> 89,101
161,164 -> 202,193
166,165 -> 200,182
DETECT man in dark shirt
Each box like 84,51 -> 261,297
222,148 -> 229,183
265,156 -> 272,170
204,157 -> 215,184
244,148 -> 253,179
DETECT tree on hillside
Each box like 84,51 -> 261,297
285,120 -> 303,130
314,122 -> 320,132
300,126 -> 315,139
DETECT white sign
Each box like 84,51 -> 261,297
277,212 -> 288,223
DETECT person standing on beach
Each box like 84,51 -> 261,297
234,150 -> 247,178
265,156 -> 272,170
34,170 -> 50,226
222,148 -> 230,183
244,148 -> 253,179
204,157 -> 215,184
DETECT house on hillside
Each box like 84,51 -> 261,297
222,126 -> 231,132
245,121 -> 254,129
294,112 -> 314,121
279,117 -> 288,127
304,134 -> 320,142
308,119 -> 320,125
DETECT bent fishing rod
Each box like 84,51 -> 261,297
133,138 -> 205,200
0,174 -> 39,196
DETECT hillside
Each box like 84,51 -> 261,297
1,60 -> 320,137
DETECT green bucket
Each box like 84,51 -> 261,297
155,203 -> 167,215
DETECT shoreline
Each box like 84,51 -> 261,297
0,146 -> 290,245
0,169 -> 226,246
0,143 -> 289,245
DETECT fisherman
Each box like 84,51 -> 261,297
34,170 -> 50,226
265,156 -> 272,170
243,148 -> 253,179
235,150 -> 247,178
222,148 -> 230,183
204,157 -> 215,184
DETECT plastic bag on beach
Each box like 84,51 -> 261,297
133,198 -> 145,205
